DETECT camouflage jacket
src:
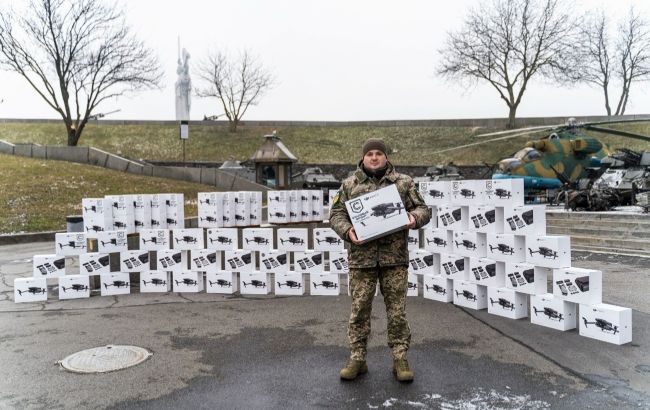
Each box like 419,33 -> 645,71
329,161 -> 431,268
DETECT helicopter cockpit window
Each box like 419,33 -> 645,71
548,133 -> 560,140
524,149 -> 542,161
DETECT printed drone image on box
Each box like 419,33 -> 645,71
553,267 -> 602,305
483,179 -> 524,206
133,194 -> 152,232
259,250 -> 289,273
504,262 -> 547,295
503,205 -> 546,236
579,303 -> 632,345
468,205 -> 498,234
310,272 -> 340,296
172,228 -> 204,251
423,275 -> 453,303
300,190 -> 313,222
487,287 -> 529,319
100,272 -> 131,296
289,190 -> 302,223
97,230 -> 128,253
450,180 -> 484,206
14,277 -> 48,303
224,250 -> 255,273
240,271 -> 270,295
107,194 -> 135,217
439,253 -> 467,280
139,229 -> 170,251
313,228 -> 344,251
436,205 -> 465,230
407,230 -> 420,250
344,184 -> 409,243
526,235 -> 571,268
407,273 -> 419,297
198,192 -> 219,210
486,233 -> 526,263
55,232 -> 87,256
408,249 -> 436,275
277,228 -> 309,251
424,228 -> 452,253
189,249 -> 221,273
328,250 -> 349,274
418,180 -> 450,206
33,254 -> 65,278
452,231 -> 487,258
120,250 -> 150,272
453,280 -> 487,310
242,228 -> 273,251
110,212 -> 135,233
156,250 -> 187,273
58,275 -> 90,300
468,257 -> 503,287
206,228 -> 239,250
275,272 -> 305,296
149,194 -> 168,229
293,250 -> 324,273
268,191 -> 291,224
220,192 -> 237,228
82,198 -> 113,238
173,271 -> 204,292
530,293 -> 577,331
79,253 -> 111,276
198,207 -> 220,228
310,190 -> 324,221
140,271 -> 172,293
234,191 -> 251,227
206,270 -> 238,294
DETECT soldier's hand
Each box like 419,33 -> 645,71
406,212 -> 416,229
348,228 -> 363,245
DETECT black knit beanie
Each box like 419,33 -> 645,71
362,138 -> 388,156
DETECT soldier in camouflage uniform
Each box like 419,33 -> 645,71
329,138 -> 430,382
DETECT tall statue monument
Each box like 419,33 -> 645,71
175,40 -> 191,121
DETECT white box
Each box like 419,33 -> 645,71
198,192 -> 220,209
504,263 -> 548,295
418,181 -> 450,206
259,250 -> 289,273
156,250 -> 187,273
189,249 -> 221,273
313,228 -> 344,251
294,251 -> 324,273
224,250 -> 255,272
486,233 -> 526,263
172,228 -> 204,250
79,253 -> 111,276
423,275 -> 453,302
82,198 -> 112,238
436,205 -> 465,230
149,194 -> 168,229
407,230 -> 420,250
553,267 -> 602,305
165,194 -> 185,229
140,271 -> 172,292
206,270 -> 238,294
483,179 -> 524,206
526,235 -> 571,268
407,273 -> 419,297
198,207 -> 220,228
268,191 -> 290,224
468,205 -> 498,234
310,273 -> 340,295
220,192 -> 237,228
424,228 -> 452,253
452,231 -> 487,258
206,228 -> 238,250
33,254 -> 65,278
14,277 -> 48,303
242,228 -> 273,251
120,250 -> 150,272
450,180 -> 484,206
249,191 -> 263,226
107,195 -> 135,218
503,205 -> 546,235
328,250 -> 349,274
468,257 -> 503,287
300,190 -> 313,222
240,271 -> 270,295
235,192 -> 251,226
100,272 -> 131,296
345,184 -> 409,242
59,275 -> 90,299
579,303 -> 632,345
55,232 -> 87,256
277,228 -> 308,251
111,213 -> 135,233
275,272 -> 305,296
97,230 -> 128,253
439,253 -> 467,280
453,280 -> 487,310
310,190 -> 324,221
408,249 -> 436,275
139,229 -> 170,251
289,190 -> 302,223
133,194 -> 152,233
173,271 -> 204,292
487,287 -> 528,319
530,293 -> 577,331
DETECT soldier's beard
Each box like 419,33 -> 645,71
363,163 -> 388,179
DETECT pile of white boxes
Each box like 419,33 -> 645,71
415,179 -> 632,345
198,191 -> 263,228
267,190 -> 324,224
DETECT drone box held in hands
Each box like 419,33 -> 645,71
344,184 -> 409,243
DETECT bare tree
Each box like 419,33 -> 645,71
196,50 -> 275,133
0,0 -> 162,146
437,0 -> 575,128
614,8 -> 650,115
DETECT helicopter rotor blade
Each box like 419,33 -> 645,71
431,129 -> 546,155
474,125 -> 559,138
583,125 -> 650,143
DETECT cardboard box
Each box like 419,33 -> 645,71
408,230 -> 420,250
503,205 -> 546,236
172,228 -> 204,250
310,273 -> 340,295
155,250 -> 187,273
107,195 -> 135,217
345,184 -> 409,242
486,233 -> 526,263
224,250 -> 255,273
423,228 -> 452,253
407,273 -> 419,297
100,272 -> 131,296
110,213 -> 135,233
310,190 -> 324,222
468,205 -> 498,234
235,191 -> 251,226
467,257 -> 503,287
487,287 -> 529,319
33,254 -> 65,278
165,194 -> 185,230
504,263 -> 548,295
120,250 -> 151,272
173,271 -> 204,292
408,249 -> 436,275
453,280 -> 487,310
300,190 -> 313,222
526,235 -> 571,268
530,293 -> 577,331
275,272 -> 305,296
277,228 -> 308,251
14,277 -> 48,303
189,249 -> 221,273
249,191 -> 263,226
198,192 -> 220,210
289,190 -> 302,223
206,270 -> 238,294
242,228 -> 274,251
55,232 -> 87,256
82,198 -> 112,238
553,267 -> 602,305
79,253 -> 111,276
140,271 -> 172,293
328,250 -> 349,274
450,180 -> 484,206
59,275 -> 90,300
133,194 -> 152,233
483,179 -> 524,206
240,271 -> 270,295
220,192 -> 237,228
149,194 -> 168,229
139,229 -> 170,251
97,230 -> 128,253
293,251 -> 324,273
418,181 -> 450,206
422,275 -> 453,302
452,231 -> 487,258
206,228 -> 239,250
268,191 -> 290,224
313,228 -> 344,251
198,207 -> 221,228
439,253 -> 467,280
436,205 -> 465,230
259,250 -> 289,273
579,303 -> 632,345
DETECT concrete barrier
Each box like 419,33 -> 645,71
200,168 -> 217,186
0,140 -> 15,154
13,143 -> 34,157
88,148 -> 110,167
46,145 -> 89,164
32,145 -> 47,159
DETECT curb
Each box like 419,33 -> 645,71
0,231 -> 62,246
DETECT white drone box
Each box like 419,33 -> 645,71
14,277 -> 48,303
164,193 -> 185,229
468,206 -> 498,234
198,207 -> 220,228
503,205 -> 546,236
82,198 -> 112,238
467,257 -> 503,287
173,271 -> 204,292
483,179 -> 524,206
310,272 -> 340,296
139,229 -> 170,251
275,272 -> 305,296
450,180 -> 484,206
310,190 -> 324,222
436,205 -> 465,230
198,192 -> 220,210
189,249 -> 221,273
149,194 -> 168,230
328,250 -> 349,274
268,191 -> 291,224
234,192 -> 251,227
553,267 -> 602,305
300,190 -> 313,222
277,228 -> 309,251
206,228 -> 239,250
407,273 -> 419,297
220,192 -> 237,228
79,253 -> 111,276
579,303 -> 632,345
100,272 -> 131,296
452,231 -> 487,258
453,280 -> 487,310
487,287 -> 528,319
156,250 -> 187,273
530,293 -> 577,331
259,250 -> 289,273
242,228 -> 273,251
439,253 -> 467,280
172,228 -> 204,250
97,230 -> 128,253
133,194 -> 152,233
423,275 -> 453,303
418,181 -> 450,206
526,235 -> 571,268
55,232 -> 87,256
313,228 -> 344,251
249,191 -> 263,226
424,228 -> 453,253
407,230 -> 420,250
110,213 -> 135,233
486,233 -> 526,263
289,190 -> 302,223
294,250 -> 325,273
504,263 -> 548,295
140,271 -> 172,293
120,250 -> 151,272
344,184 -> 409,243
224,250 -> 255,273
408,249 -> 436,275
33,254 -> 66,278
206,270 -> 238,294
58,275 -> 90,300
240,271 -> 270,295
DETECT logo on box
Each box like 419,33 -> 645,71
350,199 -> 364,213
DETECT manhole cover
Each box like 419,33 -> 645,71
59,345 -> 152,373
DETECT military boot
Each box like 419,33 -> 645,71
339,358 -> 368,380
393,358 -> 414,382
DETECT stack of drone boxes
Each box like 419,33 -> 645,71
267,190 -> 325,224
416,179 -> 631,345
197,191 -> 263,228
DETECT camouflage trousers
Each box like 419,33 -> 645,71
347,264 -> 411,361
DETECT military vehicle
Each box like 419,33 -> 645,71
291,167 -> 340,189
414,163 -> 463,183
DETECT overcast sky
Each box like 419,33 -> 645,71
1,0 -> 649,121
